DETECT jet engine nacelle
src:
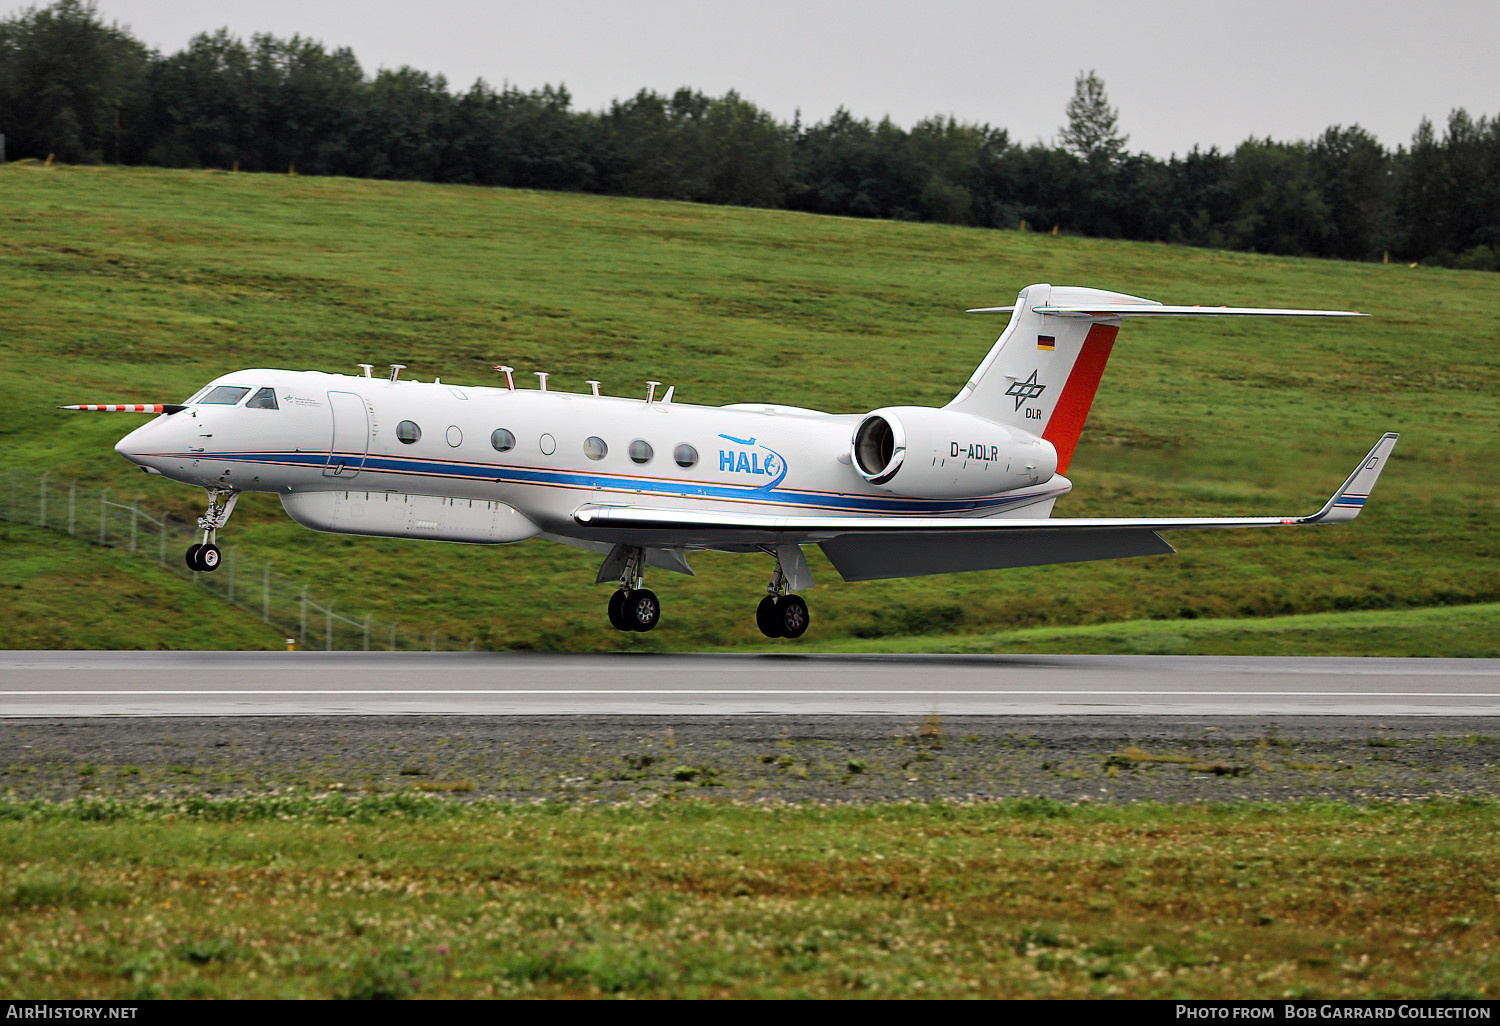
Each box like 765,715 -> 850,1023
851,406 -> 1057,498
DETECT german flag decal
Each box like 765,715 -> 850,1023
1037,335 -> 1056,351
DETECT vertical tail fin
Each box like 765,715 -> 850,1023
947,284 -> 1154,475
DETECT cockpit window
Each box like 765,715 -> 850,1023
245,387 -> 279,410
199,385 -> 251,405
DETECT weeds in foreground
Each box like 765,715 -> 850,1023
0,796 -> 1495,998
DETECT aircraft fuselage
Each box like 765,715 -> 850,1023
115,368 -> 1067,551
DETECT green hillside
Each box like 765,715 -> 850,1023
1,163 -> 1496,651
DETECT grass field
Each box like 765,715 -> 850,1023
1,162 -> 1497,651
0,796 -> 1495,999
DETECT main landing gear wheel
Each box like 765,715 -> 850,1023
756,594 -> 810,639
756,595 -> 784,638
608,588 -> 661,632
185,543 -> 203,571
625,589 -> 660,632
778,594 -> 809,638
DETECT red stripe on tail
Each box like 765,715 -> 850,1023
1042,323 -> 1118,476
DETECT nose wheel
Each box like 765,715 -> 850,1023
185,542 -> 222,572
184,488 -> 238,573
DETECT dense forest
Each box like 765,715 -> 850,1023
3,0 -> 1497,271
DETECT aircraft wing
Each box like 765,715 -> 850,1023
572,433 -> 1398,581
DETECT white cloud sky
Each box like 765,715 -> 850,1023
50,0 -> 1500,157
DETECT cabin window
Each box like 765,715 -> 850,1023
245,387 -> 279,410
673,444 -> 698,469
200,385 -> 250,405
491,428 -> 516,452
396,420 -> 422,444
583,436 -> 608,460
629,440 -> 653,465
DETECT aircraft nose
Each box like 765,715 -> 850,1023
114,418 -> 173,473
114,425 -> 145,464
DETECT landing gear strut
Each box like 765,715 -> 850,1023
186,488 -> 238,573
604,545 -> 660,632
756,544 -> 812,639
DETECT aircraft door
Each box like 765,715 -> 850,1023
324,391 -> 370,478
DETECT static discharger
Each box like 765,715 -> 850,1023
388,364 -> 405,383
534,372 -> 549,392
494,365 -> 515,390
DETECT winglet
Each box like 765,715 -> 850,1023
1296,433 -> 1399,524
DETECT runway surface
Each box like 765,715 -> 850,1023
1,651 -> 1497,717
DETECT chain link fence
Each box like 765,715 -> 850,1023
3,468 -> 476,651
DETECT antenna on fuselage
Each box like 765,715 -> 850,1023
357,364 -> 373,378
586,380 -> 601,397
645,380 -> 660,404
494,366 -> 515,390
388,364 -> 405,382
534,372 -> 549,392
662,385 -> 675,404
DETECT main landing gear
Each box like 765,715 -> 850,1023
755,544 -> 812,639
185,488 -> 238,573
605,546 -> 660,632
594,543 -> 814,639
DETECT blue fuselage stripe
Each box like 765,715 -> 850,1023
155,449 -> 1053,515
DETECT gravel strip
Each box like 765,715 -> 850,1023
2,715 -> 1498,804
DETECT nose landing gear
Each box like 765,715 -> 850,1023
185,488 -> 238,573
603,545 -> 660,632
756,544 -> 812,639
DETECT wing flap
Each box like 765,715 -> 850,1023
819,529 -> 1175,582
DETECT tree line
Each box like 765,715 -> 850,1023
3,1 -> 1497,271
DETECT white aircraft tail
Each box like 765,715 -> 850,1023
947,284 -> 1365,474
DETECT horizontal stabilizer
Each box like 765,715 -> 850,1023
967,304 -> 1365,319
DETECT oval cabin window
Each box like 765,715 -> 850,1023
396,420 -> 421,444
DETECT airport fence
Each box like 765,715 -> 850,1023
1,468 -> 477,651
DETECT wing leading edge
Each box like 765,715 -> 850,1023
571,434 -> 1398,582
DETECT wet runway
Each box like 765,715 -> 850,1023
2,651 -> 1497,717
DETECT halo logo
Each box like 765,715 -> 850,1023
717,434 -> 788,490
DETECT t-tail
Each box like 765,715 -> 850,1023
947,284 -> 1366,474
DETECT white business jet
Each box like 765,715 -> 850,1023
70,284 -> 1397,638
